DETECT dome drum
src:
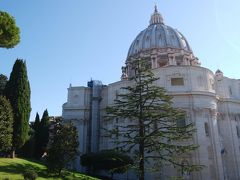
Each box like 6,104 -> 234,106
122,48 -> 200,80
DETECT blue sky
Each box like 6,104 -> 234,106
0,0 -> 240,121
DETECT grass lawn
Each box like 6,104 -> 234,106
0,158 -> 99,180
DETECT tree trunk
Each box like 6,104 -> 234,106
58,169 -> 62,176
139,123 -> 144,180
138,66 -> 145,180
11,148 -> 15,158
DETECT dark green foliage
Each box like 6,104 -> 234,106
4,59 -> 31,150
106,59 -> 202,179
0,74 -> 7,96
32,112 -> 40,159
81,150 -> 133,178
17,127 -> 35,158
40,109 -> 50,148
23,169 -> 38,180
35,109 -> 49,158
46,122 -> 79,176
0,11 -> 20,48
18,113 -> 39,158
33,113 -> 40,131
0,96 -> 13,152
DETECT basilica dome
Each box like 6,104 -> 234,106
121,6 -> 200,80
127,6 -> 192,58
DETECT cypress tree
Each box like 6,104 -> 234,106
4,59 -> 31,157
0,74 -> 8,95
0,96 -> 13,152
40,109 -> 50,149
40,109 -> 49,128
33,112 -> 40,159
35,109 -> 49,159
33,112 -> 40,131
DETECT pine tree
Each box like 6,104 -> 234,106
46,122 -> 79,176
4,59 -> 31,157
0,96 -> 13,152
0,74 -> 8,95
106,59 -> 202,180
0,11 -> 20,49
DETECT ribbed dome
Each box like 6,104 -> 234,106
127,6 -> 192,58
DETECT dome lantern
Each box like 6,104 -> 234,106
149,5 -> 164,25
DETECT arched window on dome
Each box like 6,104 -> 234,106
181,39 -> 187,49
136,40 -> 139,46
146,36 -> 150,41
145,35 -> 150,48
158,34 -> 162,40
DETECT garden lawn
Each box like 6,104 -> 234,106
0,158 -> 99,180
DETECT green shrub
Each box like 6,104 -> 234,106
23,169 -> 38,180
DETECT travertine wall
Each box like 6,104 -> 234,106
62,66 -> 240,179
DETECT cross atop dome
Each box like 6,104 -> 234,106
154,4 -> 158,13
149,4 -> 164,25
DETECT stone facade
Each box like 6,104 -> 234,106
62,6 -> 240,180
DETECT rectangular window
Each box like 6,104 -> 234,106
229,87 -> 232,95
171,78 -> 184,86
205,122 -> 209,137
236,126 -> 240,138
177,119 -> 186,127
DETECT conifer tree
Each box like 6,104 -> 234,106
4,59 -> 31,157
0,11 -> 20,48
35,109 -> 49,158
106,59 -> 201,180
33,112 -> 41,158
0,74 -> 7,95
0,96 -> 13,152
40,109 -> 50,150
46,122 -> 79,176
33,112 -> 40,131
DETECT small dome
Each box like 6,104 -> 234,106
215,69 -> 223,74
127,6 -> 192,58
215,69 -> 223,80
